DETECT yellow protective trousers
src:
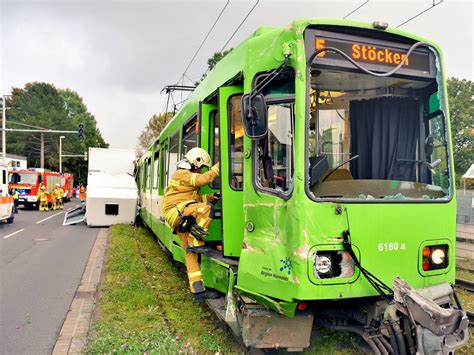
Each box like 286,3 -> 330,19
178,232 -> 205,293
52,197 -> 63,210
181,202 -> 213,247
177,202 -> 214,293
39,193 -> 49,212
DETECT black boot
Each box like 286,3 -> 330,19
193,290 -> 220,303
186,246 -> 212,254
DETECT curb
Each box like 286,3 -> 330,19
52,228 -> 109,355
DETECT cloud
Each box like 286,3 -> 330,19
1,0 -> 472,149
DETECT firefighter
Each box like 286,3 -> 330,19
38,185 -> 49,212
52,183 -> 63,210
11,189 -> 19,214
79,185 -> 86,202
163,147 -> 220,302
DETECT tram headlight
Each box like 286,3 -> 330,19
431,248 -> 446,265
421,244 -> 449,272
315,255 -> 332,274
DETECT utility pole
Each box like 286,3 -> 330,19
40,132 -> 44,169
59,136 -> 65,173
2,96 -> 6,160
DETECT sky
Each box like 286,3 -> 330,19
1,0 -> 473,149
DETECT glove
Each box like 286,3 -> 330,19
177,215 -> 209,241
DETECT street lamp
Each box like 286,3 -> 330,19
59,136 -> 65,173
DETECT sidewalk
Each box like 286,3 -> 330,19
52,228 -> 108,354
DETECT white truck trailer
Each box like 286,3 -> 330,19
64,148 -> 138,227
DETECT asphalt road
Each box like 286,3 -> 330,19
0,201 -> 99,355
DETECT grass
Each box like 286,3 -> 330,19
456,268 -> 474,354
86,225 -> 473,354
85,225 -> 240,354
305,327 -> 357,354
457,268 -> 474,282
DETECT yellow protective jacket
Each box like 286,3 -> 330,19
53,188 -> 63,200
38,190 -> 48,202
163,163 -> 219,215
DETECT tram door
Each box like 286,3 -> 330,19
218,86 -> 244,257
200,102 -> 222,242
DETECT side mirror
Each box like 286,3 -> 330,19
241,93 -> 268,139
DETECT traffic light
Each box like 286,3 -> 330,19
84,151 -> 88,161
78,123 -> 84,140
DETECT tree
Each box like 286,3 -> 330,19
447,78 -> 474,185
136,112 -> 172,156
4,82 -> 108,184
196,49 -> 232,84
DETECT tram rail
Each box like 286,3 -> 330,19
456,278 -> 474,293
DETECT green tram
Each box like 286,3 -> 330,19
136,19 -> 468,352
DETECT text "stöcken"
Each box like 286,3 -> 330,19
315,38 -> 410,66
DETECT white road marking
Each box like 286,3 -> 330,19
3,229 -> 25,239
36,211 -> 64,224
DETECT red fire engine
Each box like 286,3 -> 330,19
8,168 -> 74,208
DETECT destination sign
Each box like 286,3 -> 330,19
312,37 -> 431,74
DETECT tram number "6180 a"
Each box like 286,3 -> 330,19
377,242 -> 406,251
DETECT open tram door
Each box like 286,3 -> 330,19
217,85 -> 244,257
199,100 -> 222,242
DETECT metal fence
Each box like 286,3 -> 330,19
456,189 -> 473,270
457,190 -> 474,226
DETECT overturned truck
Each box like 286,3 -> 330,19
136,19 -> 469,352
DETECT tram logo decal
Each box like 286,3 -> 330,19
279,257 -> 292,275
260,257 -> 292,282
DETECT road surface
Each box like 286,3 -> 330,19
0,201 -> 98,354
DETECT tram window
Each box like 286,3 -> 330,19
181,116 -> 198,158
427,112 -> 449,189
307,64 -> 451,201
146,159 -> 151,190
209,110 -> 221,189
168,133 -> 179,183
153,151 -> 159,190
314,94 -> 350,169
142,162 -> 147,191
161,145 -> 168,190
228,95 -> 244,190
252,68 -> 295,195
255,103 -> 294,193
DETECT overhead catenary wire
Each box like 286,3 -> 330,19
397,0 -> 444,28
219,0 -> 259,54
182,0 -> 231,77
343,0 -> 369,19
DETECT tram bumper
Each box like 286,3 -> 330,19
393,277 -> 469,354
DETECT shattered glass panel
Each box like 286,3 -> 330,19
307,45 -> 452,202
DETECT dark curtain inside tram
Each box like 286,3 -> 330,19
349,97 -> 419,181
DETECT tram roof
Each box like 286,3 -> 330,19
153,18 -> 439,148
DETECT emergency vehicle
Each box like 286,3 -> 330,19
1,161 -> 14,223
8,168 -> 73,208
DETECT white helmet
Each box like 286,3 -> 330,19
55,183 -> 60,187
184,147 -> 212,168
